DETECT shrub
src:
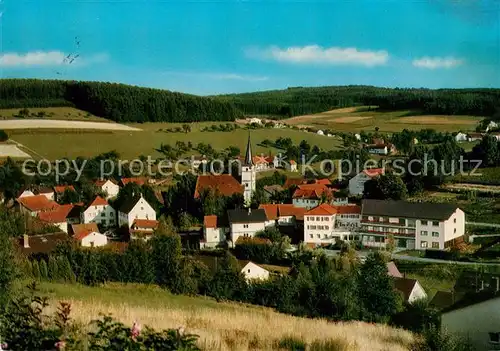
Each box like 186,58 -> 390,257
309,339 -> 351,351
0,130 -> 8,142
276,336 -> 306,350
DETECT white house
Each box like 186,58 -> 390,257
288,160 -> 298,172
248,117 -> 262,125
72,223 -> 108,247
317,130 -> 324,136
130,219 -> 159,241
304,203 -> 361,246
118,195 -> 156,228
348,168 -> 385,196
37,204 -> 75,233
95,179 -> 120,199
467,132 -> 485,142
360,199 -> 465,250
259,204 -> 306,227
252,155 -> 272,172
394,278 -> 427,304
441,294 -> 500,351
486,120 -> 498,132
81,196 -> 116,228
227,208 -> 267,245
354,133 -> 361,141
292,183 -> 335,209
454,132 -> 468,143
202,215 -> 229,248
239,261 -> 270,281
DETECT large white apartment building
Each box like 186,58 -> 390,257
303,203 -> 361,246
360,199 -> 465,250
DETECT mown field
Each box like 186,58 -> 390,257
10,122 -> 342,160
30,281 -> 416,351
0,107 -> 109,122
283,107 -> 483,133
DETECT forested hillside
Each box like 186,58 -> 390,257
0,79 -> 240,123
216,86 -> 500,118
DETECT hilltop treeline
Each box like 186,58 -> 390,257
216,86 -> 500,118
0,79 -> 240,123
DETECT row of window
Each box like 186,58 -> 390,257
307,216 -> 331,221
362,216 -> 447,227
307,225 -> 330,230
309,234 -> 333,239
339,214 -> 359,219
420,231 -> 440,237
420,241 -> 440,249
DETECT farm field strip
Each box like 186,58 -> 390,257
0,119 -> 141,131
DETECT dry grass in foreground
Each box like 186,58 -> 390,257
38,282 -> 417,350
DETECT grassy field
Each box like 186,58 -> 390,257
283,107 -> 483,133
29,281 -> 416,351
0,107 -> 109,122
11,123 -> 342,160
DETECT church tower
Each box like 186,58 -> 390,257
241,133 -> 256,205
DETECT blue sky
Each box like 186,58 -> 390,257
1,0 -> 499,95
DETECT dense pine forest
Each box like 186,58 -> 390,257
1,79 -> 500,122
0,79 -> 240,123
216,86 -> 500,118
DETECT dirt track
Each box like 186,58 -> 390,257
0,119 -> 141,131
0,144 -> 31,158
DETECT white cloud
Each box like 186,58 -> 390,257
246,45 -> 389,67
412,56 -> 464,69
0,51 -> 108,67
162,70 -> 268,82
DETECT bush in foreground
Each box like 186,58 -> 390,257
0,282 -> 200,351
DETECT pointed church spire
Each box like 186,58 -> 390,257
244,132 -> 253,166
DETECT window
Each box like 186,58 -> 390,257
421,220 -> 428,225
247,269 -> 250,273
101,212 -> 106,217
310,217 -> 315,221
309,234 -> 313,239
325,226 -> 329,230
316,217 -> 320,221
432,221 -> 439,226
324,234 -> 327,238
421,241 -> 428,248
141,207 -> 144,211
454,228 -> 456,233
454,218 -> 457,223
243,224 -> 249,228
432,232 -> 439,237
316,234 -> 320,238
432,242 -> 440,249
420,231 -> 428,236
489,332 -> 500,344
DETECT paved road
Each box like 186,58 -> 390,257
466,221 -> 500,228
322,249 -> 500,266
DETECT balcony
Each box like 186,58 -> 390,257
360,219 -> 406,227
361,229 -> 416,238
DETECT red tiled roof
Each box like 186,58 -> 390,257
305,203 -> 337,216
204,215 -> 218,228
194,174 -> 244,198
334,205 -> 361,214
283,177 -> 305,189
72,223 -> 99,241
38,204 -> 74,223
95,179 -> 117,187
132,219 -> 159,229
259,204 -> 307,221
315,178 -> 331,185
54,185 -> 75,194
120,177 -> 146,186
292,184 -> 333,200
88,196 -> 108,207
18,195 -> 60,212
363,168 -> 385,177
290,160 -> 297,165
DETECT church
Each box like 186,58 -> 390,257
194,133 -> 256,205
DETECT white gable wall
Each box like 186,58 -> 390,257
81,232 -> 108,247
348,172 -> 371,196
120,197 -> 156,228
101,181 -> 120,199
241,262 -> 270,281
442,297 -> 500,351
408,281 -> 427,303
82,204 -> 116,227
231,221 -> 265,244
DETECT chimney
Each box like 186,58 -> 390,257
23,234 -> 29,248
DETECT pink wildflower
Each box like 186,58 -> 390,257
55,341 -> 66,350
131,321 -> 141,341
